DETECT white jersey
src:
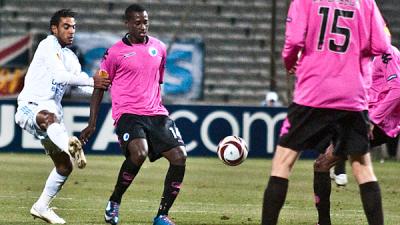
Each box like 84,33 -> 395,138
18,35 -> 93,106
15,35 -> 94,137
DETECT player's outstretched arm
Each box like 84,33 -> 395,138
80,70 -> 108,145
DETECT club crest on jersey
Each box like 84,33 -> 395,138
148,47 -> 158,56
123,133 -> 130,141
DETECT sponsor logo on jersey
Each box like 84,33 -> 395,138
387,74 -> 398,81
149,47 -> 158,56
123,52 -> 136,58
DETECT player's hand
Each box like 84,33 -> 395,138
93,70 -> 110,90
80,125 -> 96,145
288,64 -> 297,75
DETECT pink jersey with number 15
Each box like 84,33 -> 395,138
283,0 -> 390,111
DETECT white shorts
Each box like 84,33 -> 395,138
15,100 -> 64,140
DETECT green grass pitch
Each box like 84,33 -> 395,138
0,153 -> 399,225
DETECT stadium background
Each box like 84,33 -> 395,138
0,0 -> 399,158
0,1 -> 400,225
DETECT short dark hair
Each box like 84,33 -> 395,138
49,9 -> 76,34
124,4 -> 146,20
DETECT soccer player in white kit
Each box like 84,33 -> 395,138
14,9 -> 110,224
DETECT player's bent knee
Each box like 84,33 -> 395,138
37,111 -> 58,130
165,146 -> 187,165
314,155 -> 331,172
129,149 -> 148,165
175,148 -> 187,164
46,113 -> 57,124
351,160 -> 377,184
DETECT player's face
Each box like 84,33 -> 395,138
52,17 -> 76,47
126,11 -> 149,44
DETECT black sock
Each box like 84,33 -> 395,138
262,176 -> 288,225
334,160 -> 346,175
110,159 -> 141,204
359,182 -> 384,225
157,164 -> 185,216
314,172 -> 331,225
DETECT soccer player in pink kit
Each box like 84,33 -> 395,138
369,47 -> 400,140
79,4 -> 186,225
261,0 -> 390,225
313,42 -> 400,225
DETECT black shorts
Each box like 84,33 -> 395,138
278,103 -> 370,156
370,124 -> 394,148
115,113 -> 185,162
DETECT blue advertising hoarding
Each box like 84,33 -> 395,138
0,100 -> 295,158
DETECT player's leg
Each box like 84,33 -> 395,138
153,145 -> 186,224
36,110 -> 68,151
262,104 -> 333,225
341,111 -> 382,225
151,117 -> 186,225
15,104 -> 75,224
349,153 -> 383,225
105,114 -> 148,225
104,138 -> 147,225
262,145 -> 300,225
15,103 -> 68,151
313,145 -> 342,225
37,110 -> 86,168
111,138 -> 147,204
31,140 -> 72,224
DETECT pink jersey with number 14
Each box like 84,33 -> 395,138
283,0 -> 390,111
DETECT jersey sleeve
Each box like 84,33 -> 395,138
369,1 -> 391,56
282,0 -> 309,71
369,48 -> 400,124
159,45 -> 167,84
384,47 -> 400,89
100,48 -> 117,82
68,71 -> 94,86
70,85 -> 94,97
43,42 -> 93,86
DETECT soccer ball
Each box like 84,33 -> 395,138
217,136 -> 248,166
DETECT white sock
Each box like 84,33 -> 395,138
47,123 -> 69,152
35,168 -> 68,210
